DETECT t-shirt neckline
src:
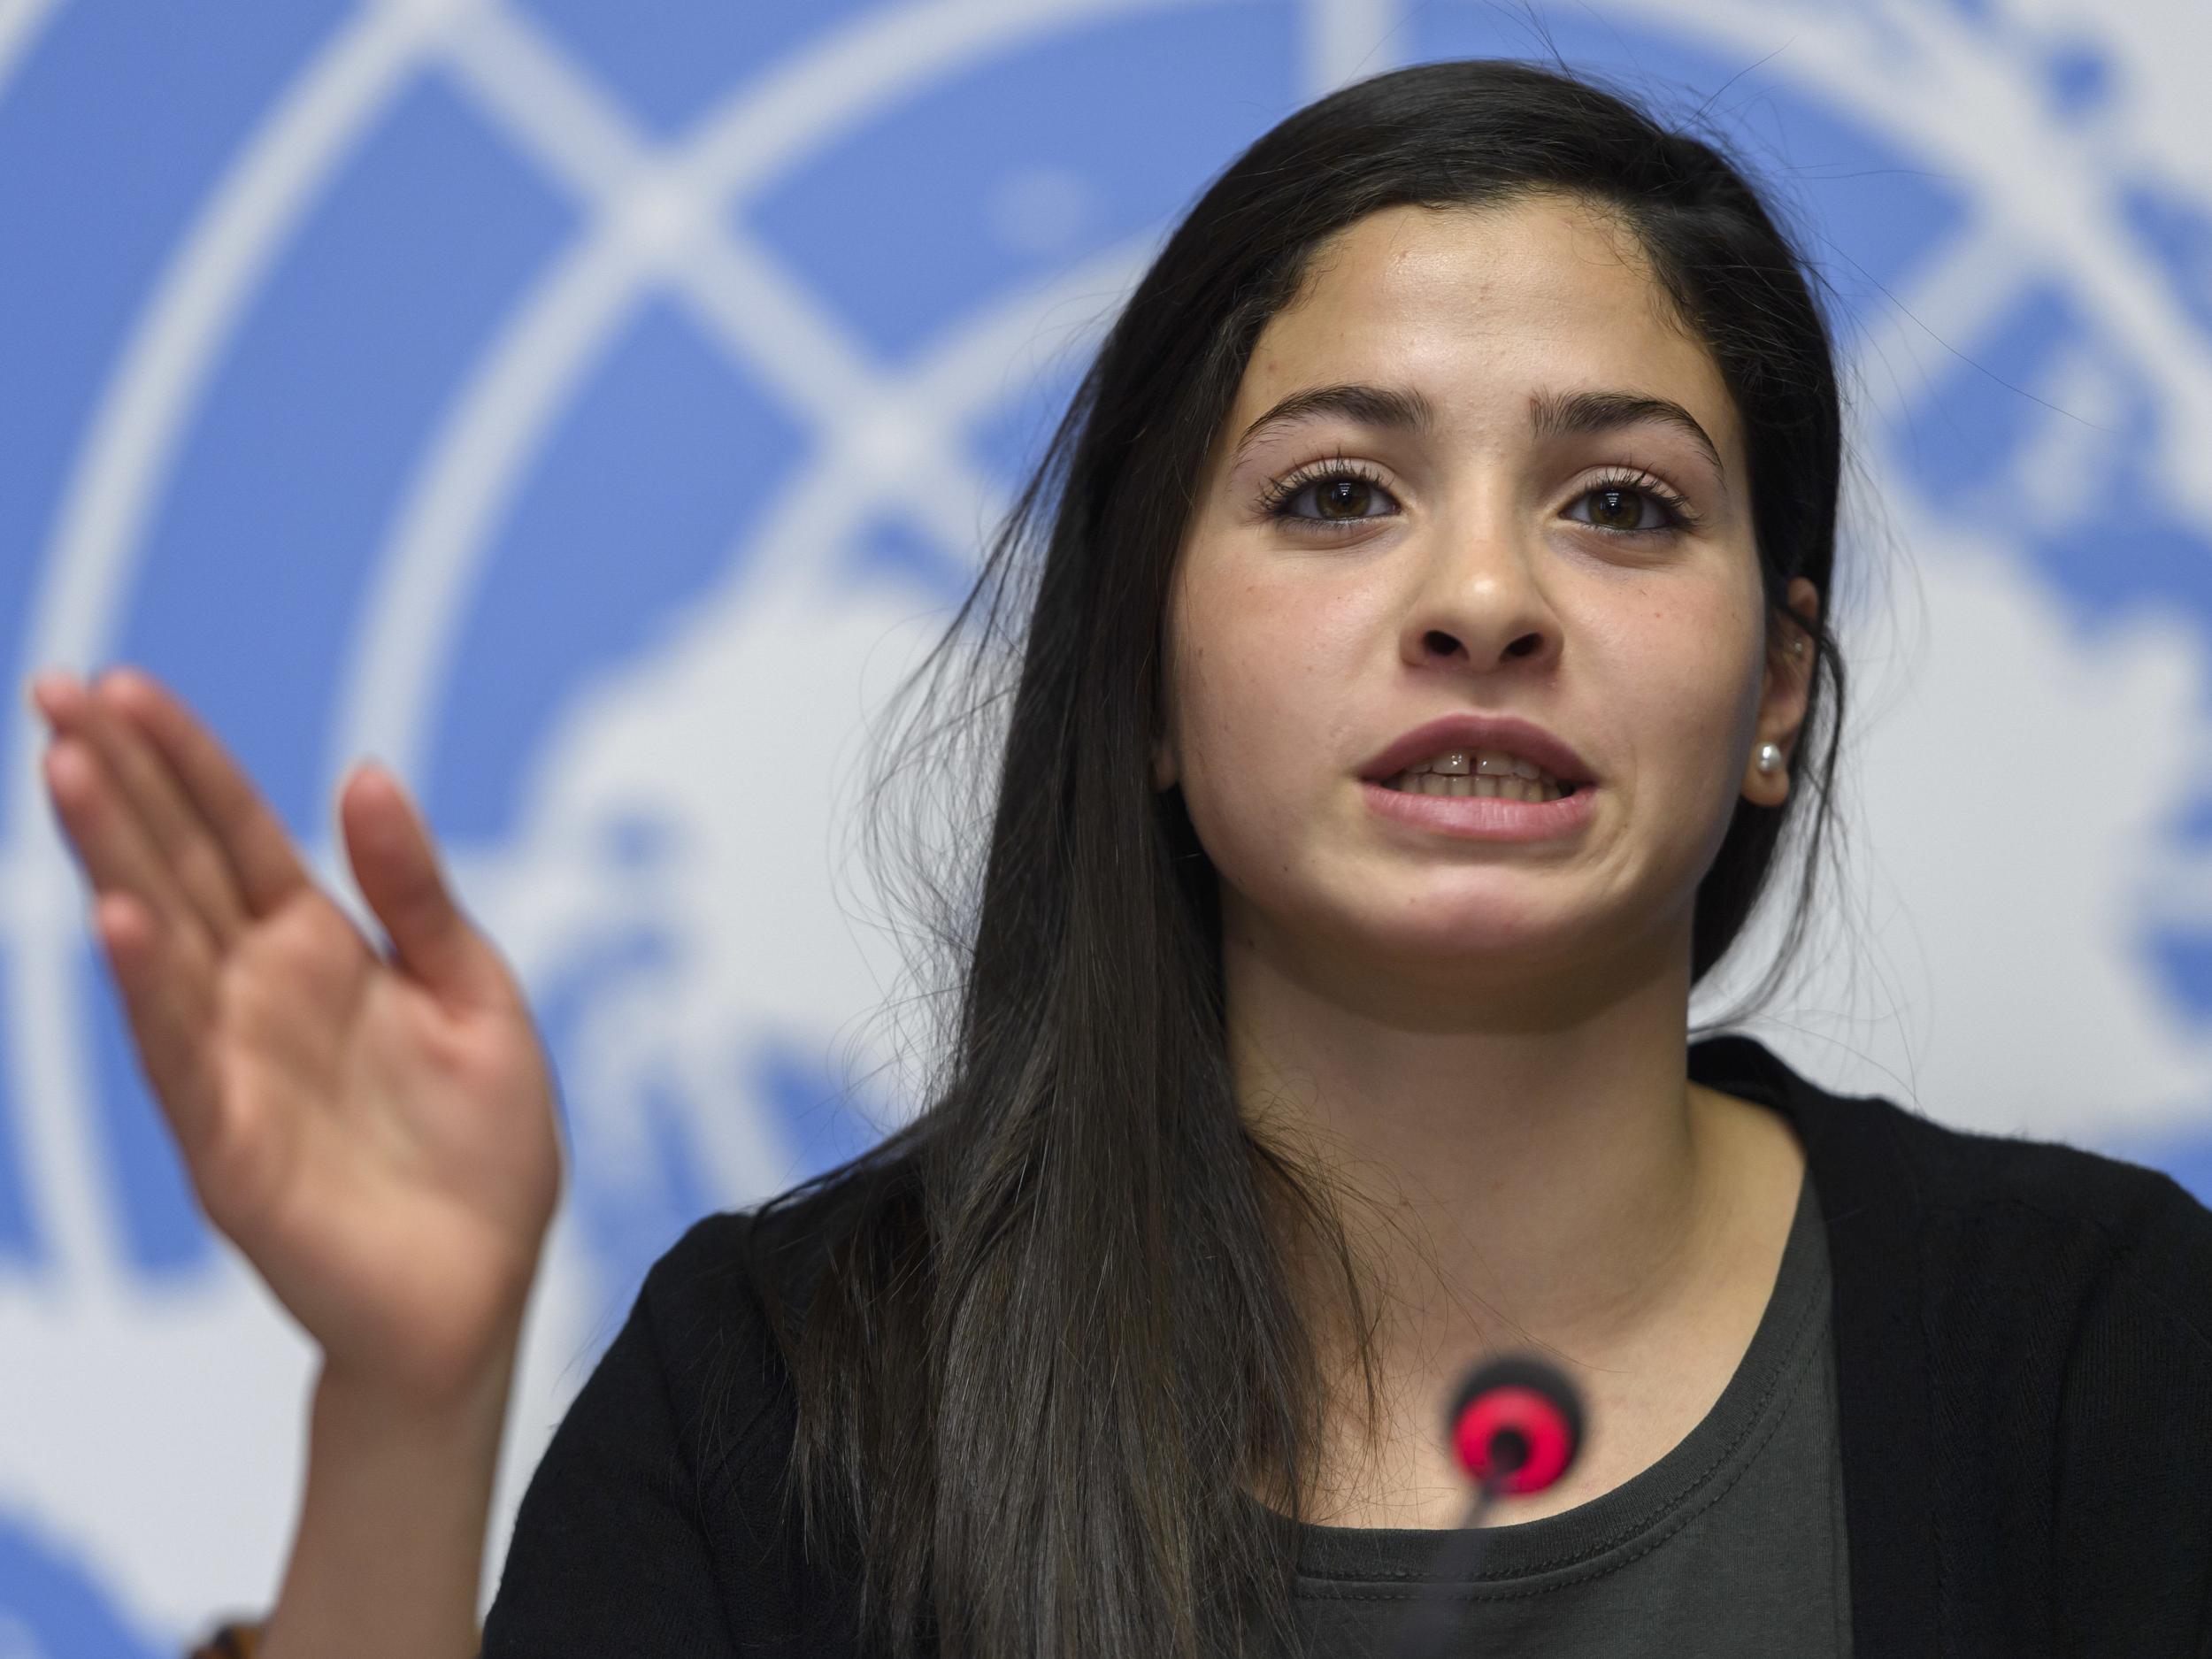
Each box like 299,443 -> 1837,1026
1283,1070 -> 1827,1589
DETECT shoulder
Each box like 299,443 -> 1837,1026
626,1147 -> 921,1485
1694,1033 -> 2212,1357
483,1154 -> 907,1652
1869,1112 -> 2212,1640
639,1144 -> 917,1340
1860,1089 -> 2211,1353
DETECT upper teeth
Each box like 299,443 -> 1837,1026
1379,748 -> 1577,802
1409,749 -> 1559,785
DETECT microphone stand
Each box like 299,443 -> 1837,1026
1386,1351 -> 1586,1659
1386,1467 -> 1511,1659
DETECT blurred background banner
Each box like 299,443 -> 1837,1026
2,0 -> 2208,1647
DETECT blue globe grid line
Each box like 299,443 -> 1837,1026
336,0 -> 1014,795
0,0 -> 63,106
2,0 -> 474,1296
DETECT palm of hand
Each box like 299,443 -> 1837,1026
211,887 -> 561,1403
32,666 -> 563,1411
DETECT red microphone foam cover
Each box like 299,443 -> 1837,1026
1448,1357 -> 1584,1495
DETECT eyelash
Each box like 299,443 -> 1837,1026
1256,460 -> 1703,538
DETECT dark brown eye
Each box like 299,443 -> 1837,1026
1315,477 -> 1376,519
1261,463 -> 1399,530
1566,472 -> 1695,537
1587,485 -> 1646,531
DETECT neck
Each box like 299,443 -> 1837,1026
1224,901 -> 1723,1384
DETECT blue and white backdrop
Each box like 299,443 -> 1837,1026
3,0 -> 2208,1649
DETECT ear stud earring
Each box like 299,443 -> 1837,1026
1756,742 -> 1784,774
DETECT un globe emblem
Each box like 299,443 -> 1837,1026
0,0 -> 2207,1650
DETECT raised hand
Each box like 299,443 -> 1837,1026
30,666 -> 562,1409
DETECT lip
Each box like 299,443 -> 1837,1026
1359,714 -> 1596,787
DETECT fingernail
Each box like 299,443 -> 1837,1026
349,757 -> 398,796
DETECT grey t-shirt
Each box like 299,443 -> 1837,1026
1288,1164 -> 1850,1657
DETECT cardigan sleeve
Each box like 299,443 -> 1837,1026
2051,1178 -> 2212,1655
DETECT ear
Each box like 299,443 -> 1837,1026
1741,577 -> 1820,809
1151,732 -> 1179,793
1148,664 -> 1181,791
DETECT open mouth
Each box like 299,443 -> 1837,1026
1372,749 -> 1586,804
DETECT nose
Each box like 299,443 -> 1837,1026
1398,507 -> 1563,676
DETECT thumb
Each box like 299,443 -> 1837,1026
339,760 -> 508,1010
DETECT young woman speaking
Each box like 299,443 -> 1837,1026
33,56 -> 2212,1659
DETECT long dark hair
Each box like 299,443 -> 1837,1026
753,56 -> 1850,1659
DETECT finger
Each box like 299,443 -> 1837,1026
42,734 -> 222,972
85,887 -> 225,1165
339,762 -> 509,1011
93,668 -> 311,918
54,672 -> 253,949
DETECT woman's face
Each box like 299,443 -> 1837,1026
1156,196 -> 1816,1003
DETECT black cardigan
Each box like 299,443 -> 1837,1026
477,1033 -> 2212,1656
1686,1034 -> 2212,1655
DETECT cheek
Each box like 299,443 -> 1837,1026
1171,566 -> 1366,766
1165,562 -> 1377,857
1599,588 -> 1766,801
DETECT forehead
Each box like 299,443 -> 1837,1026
1232,196 -> 1740,462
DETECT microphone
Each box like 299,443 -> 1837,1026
1390,1354 -> 1586,1659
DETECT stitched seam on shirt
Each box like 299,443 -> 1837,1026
1296,1325 -> 1827,1604
1298,1277 -> 1827,1586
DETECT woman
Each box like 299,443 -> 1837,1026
31,58 -> 2212,1659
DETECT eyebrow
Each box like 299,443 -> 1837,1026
1231,380 -> 1727,484
1530,388 -> 1726,483
1233,383 -> 1436,460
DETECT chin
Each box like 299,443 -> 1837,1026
1380,919 -> 1572,966
1332,893 -> 1585,966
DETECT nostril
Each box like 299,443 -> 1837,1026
1421,630 -> 1546,660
